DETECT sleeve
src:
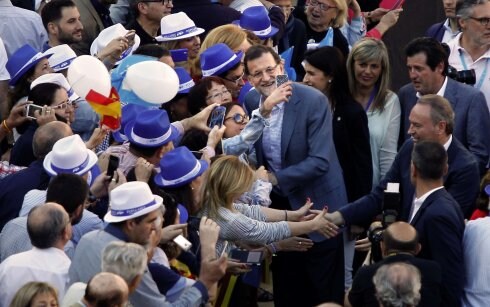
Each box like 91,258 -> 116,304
340,16 -> 366,47
464,91 -> 490,175
0,162 -> 25,179
0,38 -> 10,81
222,109 -> 269,156
109,0 -> 130,25
378,93 -> 401,179
365,28 -> 382,39
236,179 -> 272,207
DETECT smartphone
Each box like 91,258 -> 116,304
170,49 -> 189,62
276,74 -> 289,88
125,31 -> 136,46
107,155 -> 120,180
173,234 -> 192,251
25,104 -> 43,120
208,106 -> 226,128
230,249 -> 264,265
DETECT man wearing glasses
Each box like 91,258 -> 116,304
243,44 -> 347,306
446,0 -> 490,110
122,0 -> 173,45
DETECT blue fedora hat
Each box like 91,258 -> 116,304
200,43 -> 243,77
112,104 -> 150,143
174,67 -> 195,94
154,146 -> 208,188
124,109 -> 179,148
233,6 -> 279,40
485,184 -> 490,196
6,44 -> 53,86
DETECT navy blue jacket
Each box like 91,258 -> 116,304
426,21 -> 445,42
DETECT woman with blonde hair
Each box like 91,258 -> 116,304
199,155 -> 338,255
10,282 -> 59,307
347,37 -> 401,186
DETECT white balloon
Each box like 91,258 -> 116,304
125,61 -> 179,105
67,55 -> 111,98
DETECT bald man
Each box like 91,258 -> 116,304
346,222 -> 442,307
0,121 -> 73,230
79,272 -> 129,307
0,203 -> 72,305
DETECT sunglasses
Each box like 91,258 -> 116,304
224,113 -> 249,124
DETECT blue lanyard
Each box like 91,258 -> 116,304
364,86 -> 377,111
459,50 -> 489,90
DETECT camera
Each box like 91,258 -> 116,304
447,65 -> 476,86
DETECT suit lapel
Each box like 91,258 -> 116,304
443,79 -> 459,111
281,90 -> 300,161
410,188 -> 444,225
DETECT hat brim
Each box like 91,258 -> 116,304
43,148 -> 98,176
203,50 -> 244,77
124,120 -> 180,148
153,160 -> 208,188
9,53 -> 53,86
112,130 -> 128,143
155,27 -> 205,42
231,20 -> 278,39
104,194 -> 163,223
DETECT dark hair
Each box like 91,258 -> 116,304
218,60 -> 242,79
7,69 -> 37,112
28,83 -> 63,107
244,45 -> 281,75
134,44 -> 171,58
41,0 -> 77,30
405,37 -> 449,75
412,141 -> 447,180
304,46 -> 351,108
456,0 -> 489,19
128,142 -> 162,158
383,227 -> 419,253
27,205 -> 67,248
46,174 -> 89,216
187,76 -> 226,115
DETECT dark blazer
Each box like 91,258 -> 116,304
339,137 -> 480,224
426,21 -> 446,42
348,253 -> 442,307
333,98 -> 373,202
0,160 -> 51,231
410,188 -> 465,307
72,0 -> 105,55
398,78 -> 490,175
245,83 -> 348,243
10,122 -> 37,167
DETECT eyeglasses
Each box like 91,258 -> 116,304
52,99 -> 76,110
248,63 -> 280,80
225,113 -> 249,124
206,89 -> 231,101
307,0 -> 337,11
222,72 -> 245,85
468,16 -> 490,26
142,0 -> 172,5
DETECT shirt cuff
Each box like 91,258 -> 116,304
172,121 -> 185,137
251,109 -> 270,127
366,28 -> 382,39
192,280 -> 209,303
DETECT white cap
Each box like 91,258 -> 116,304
31,73 -> 80,101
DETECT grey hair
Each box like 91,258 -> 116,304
456,0 -> 489,19
101,241 -> 148,284
373,263 -> 422,307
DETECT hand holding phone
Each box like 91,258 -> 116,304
276,74 -> 289,88
107,155 -> 120,181
25,104 -> 43,120
230,249 -> 264,265
208,106 -> 226,128
173,234 -> 192,251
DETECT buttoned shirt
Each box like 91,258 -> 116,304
0,0 -> 47,56
0,247 -> 71,306
261,99 -> 284,173
441,19 -> 460,44
447,33 -> 490,111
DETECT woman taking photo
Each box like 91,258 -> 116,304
347,37 -> 401,186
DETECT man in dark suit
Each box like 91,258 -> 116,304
244,45 -> 347,306
398,37 -> 490,176
328,96 -> 470,306
425,0 -> 460,43
346,221 -> 442,307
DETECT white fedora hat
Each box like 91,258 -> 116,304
104,182 -> 163,223
44,44 -> 77,72
31,73 -> 80,101
43,134 -> 98,176
155,12 -> 204,42
90,23 -> 141,64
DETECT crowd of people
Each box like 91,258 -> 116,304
0,0 -> 489,306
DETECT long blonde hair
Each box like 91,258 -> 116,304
10,282 -> 58,307
200,155 -> 254,220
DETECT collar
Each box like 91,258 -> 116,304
0,0 -> 13,7
414,186 -> 444,206
443,18 -> 460,35
454,32 -> 490,60
443,134 -> 452,151
104,223 -> 130,242
415,76 -> 448,98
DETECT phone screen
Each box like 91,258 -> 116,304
276,74 -> 289,87
208,106 -> 226,128
107,155 -> 120,180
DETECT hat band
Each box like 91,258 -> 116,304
159,26 -> 199,40
251,25 -> 273,37
13,52 -> 43,79
51,155 -> 90,174
130,125 -> 172,145
179,79 -> 195,92
202,54 -> 238,77
111,199 -> 157,217
161,160 -> 201,186
51,57 -> 75,71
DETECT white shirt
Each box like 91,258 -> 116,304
0,247 -> 71,306
462,217 -> 490,307
441,19 -> 461,44
416,76 -> 449,98
409,186 -> 444,222
229,0 -> 262,12
446,33 -> 490,112
0,37 -> 9,81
